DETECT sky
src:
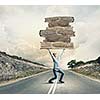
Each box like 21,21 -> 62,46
0,5 -> 100,69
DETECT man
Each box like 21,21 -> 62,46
48,48 -> 65,83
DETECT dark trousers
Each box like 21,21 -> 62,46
49,68 -> 64,82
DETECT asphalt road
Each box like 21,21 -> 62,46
0,70 -> 100,94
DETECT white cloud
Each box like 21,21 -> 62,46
0,5 -> 100,68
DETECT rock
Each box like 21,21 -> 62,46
46,26 -> 73,31
39,16 -> 75,49
39,29 -> 75,37
48,22 -> 69,27
45,16 -> 74,27
40,42 -> 74,49
43,35 -> 71,43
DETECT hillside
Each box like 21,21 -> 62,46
0,51 -> 48,82
0,51 -> 45,67
68,57 -> 100,80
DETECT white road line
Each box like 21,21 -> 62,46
51,79 -> 58,94
48,73 -> 58,94
48,81 -> 55,94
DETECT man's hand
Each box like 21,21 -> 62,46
47,48 -> 50,51
63,48 -> 65,51
47,48 -> 51,54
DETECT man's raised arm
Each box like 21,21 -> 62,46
57,48 -> 65,61
48,49 -> 52,56
48,49 -> 56,61
48,49 -> 54,60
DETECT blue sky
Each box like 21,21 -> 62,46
0,5 -> 100,68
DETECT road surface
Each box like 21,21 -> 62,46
0,70 -> 100,94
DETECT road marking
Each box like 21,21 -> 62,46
48,79 -> 58,94
51,79 -> 58,94
48,81 -> 55,94
48,73 -> 58,94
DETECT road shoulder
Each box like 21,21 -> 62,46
0,70 -> 50,87
68,70 -> 100,83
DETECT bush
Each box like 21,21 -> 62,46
67,60 -> 76,69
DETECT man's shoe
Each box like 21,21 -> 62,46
59,80 -> 64,83
48,81 -> 53,83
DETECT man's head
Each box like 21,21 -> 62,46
53,53 -> 57,57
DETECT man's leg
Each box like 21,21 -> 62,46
48,69 -> 57,83
58,69 -> 64,83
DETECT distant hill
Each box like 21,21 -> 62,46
0,51 -> 46,67
0,51 -> 48,82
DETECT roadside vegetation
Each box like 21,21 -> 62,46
67,56 -> 100,80
0,51 -> 49,84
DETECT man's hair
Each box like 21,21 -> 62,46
53,53 -> 56,57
